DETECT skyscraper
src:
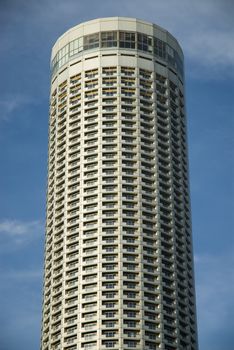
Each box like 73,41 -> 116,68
41,17 -> 198,350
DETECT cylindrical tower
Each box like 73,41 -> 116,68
41,17 -> 198,350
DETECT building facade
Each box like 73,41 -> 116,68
41,17 -> 198,350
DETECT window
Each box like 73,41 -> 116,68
104,255 -> 116,262
104,246 -> 115,252
104,274 -> 116,280
84,34 -> 99,50
167,45 -> 174,58
103,321 -> 116,328
103,292 -> 116,299
58,44 -> 69,66
103,283 -> 116,289
104,311 -> 116,318
124,340 -> 137,348
125,301 -> 136,308
84,332 -> 96,340
124,292 -> 136,299
101,32 -> 117,47
137,33 -> 152,52
104,331 -> 116,337
70,38 -> 83,56
103,341 -> 116,348
103,67 -> 117,75
83,343 -> 96,349
104,302 -> 116,308
125,311 -> 136,318
167,45 -> 177,70
175,51 -> 184,78
154,38 -> 166,59
119,32 -> 136,49
52,31 -> 183,80
124,320 -> 136,328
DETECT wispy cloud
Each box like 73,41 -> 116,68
1,0 -> 233,81
186,29 -> 234,68
0,219 -> 42,236
0,219 -> 43,248
0,95 -> 35,122
123,0 -> 234,76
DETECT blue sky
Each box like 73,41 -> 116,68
0,0 -> 233,349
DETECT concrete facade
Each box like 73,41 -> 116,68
41,17 -> 198,350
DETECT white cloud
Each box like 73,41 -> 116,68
0,219 -> 42,236
0,220 -> 43,248
2,0 -> 233,80
0,95 -> 35,121
186,29 -> 234,67
124,0 -> 234,73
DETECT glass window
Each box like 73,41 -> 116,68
167,45 -> 174,57
167,45 -> 176,69
103,321 -> 116,327
57,44 -> 69,69
175,51 -> 184,78
137,33 -> 152,53
70,37 -> 83,56
154,38 -> 166,59
51,54 -> 59,74
51,31 -> 182,79
104,341 -> 116,348
124,320 -> 136,327
101,32 -> 117,48
119,32 -> 136,49
84,33 -> 99,50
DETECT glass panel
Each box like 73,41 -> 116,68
70,40 -> 77,56
154,38 -> 166,59
101,31 -> 117,48
119,32 -> 136,49
84,33 -> 99,50
70,38 -> 83,57
167,45 -> 174,57
51,54 -> 58,74
175,51 -> 183,78
51,31 -> 182,79
167,45 -> 176,70
137,33 -> 152,53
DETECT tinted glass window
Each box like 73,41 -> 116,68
119,32 -> 136,49
137,33 -> 152,52
84,33 -> 99,50
154,38 -> 166,59
101,32 -> 117,47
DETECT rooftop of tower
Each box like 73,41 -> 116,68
51,17 -> 183,58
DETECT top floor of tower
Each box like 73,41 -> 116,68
51,17 -> 184,80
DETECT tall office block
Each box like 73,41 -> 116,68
41,17 -> 198,350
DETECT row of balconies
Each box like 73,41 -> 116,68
45,240 -> 188,260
